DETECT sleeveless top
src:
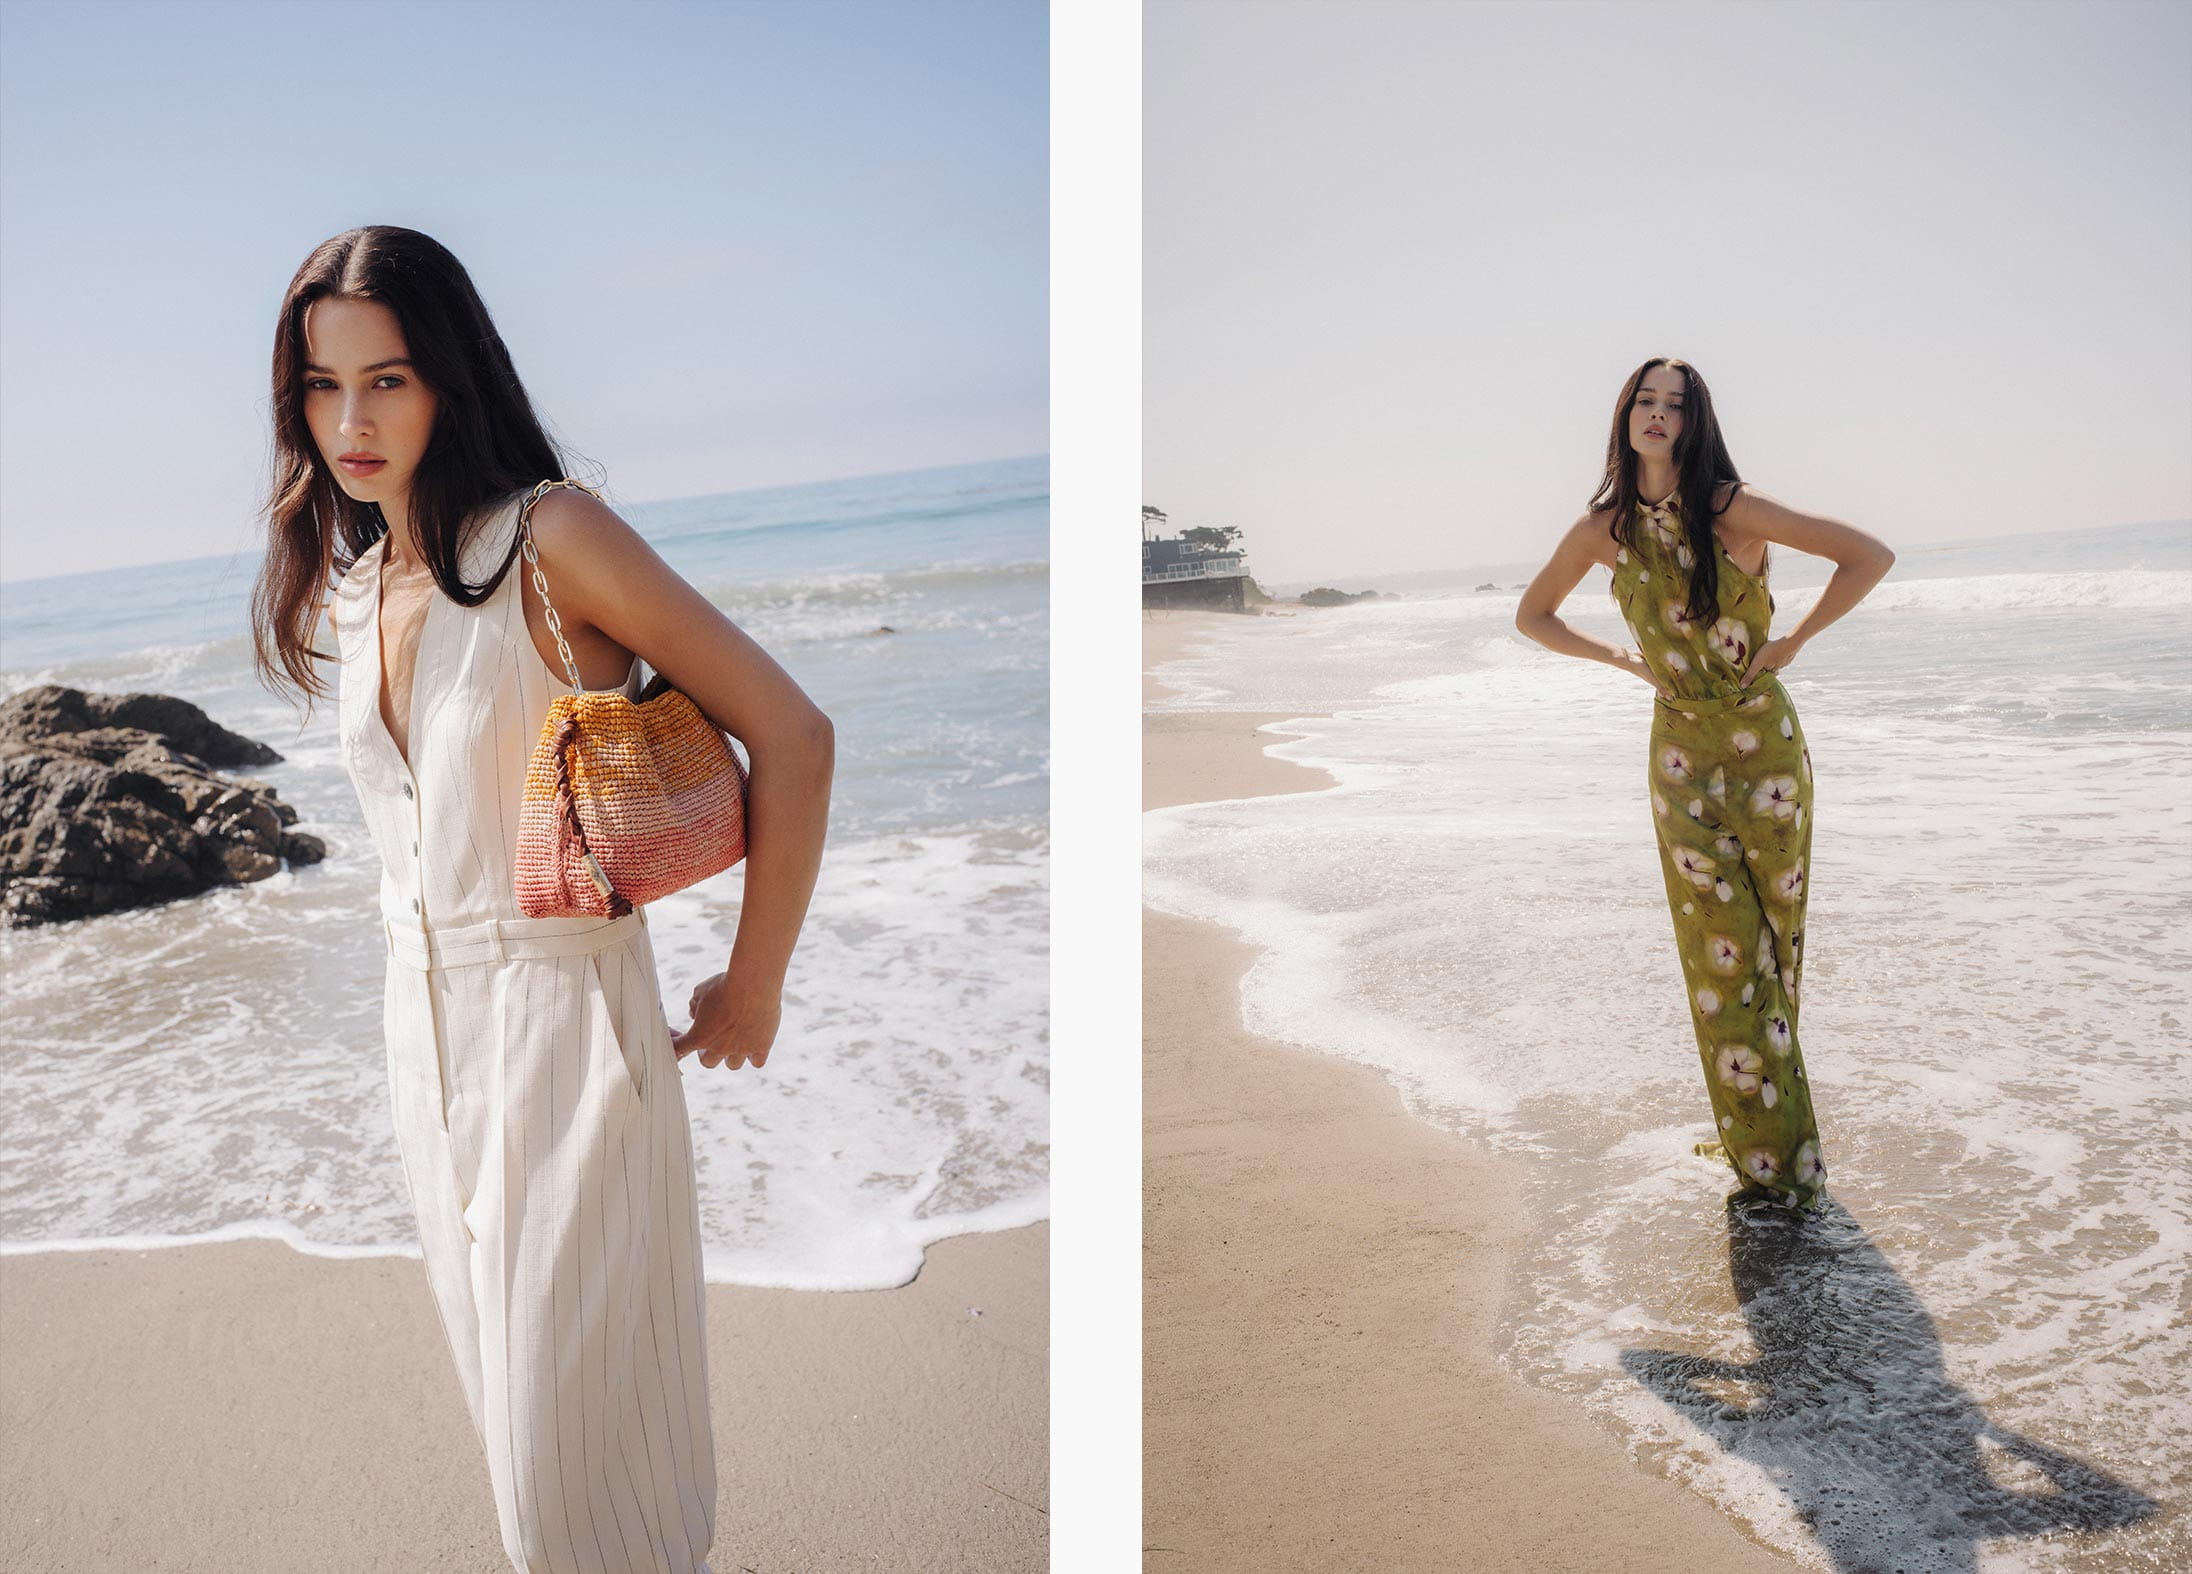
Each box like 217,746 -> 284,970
1608,488 -> 1777,705
332,489 -> 642,934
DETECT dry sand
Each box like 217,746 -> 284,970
1142,610 -> 1798,1572
0,1222 -> 1045,1572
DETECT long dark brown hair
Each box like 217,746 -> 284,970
1592,356 -> 1749,626
249,225 -> 593,711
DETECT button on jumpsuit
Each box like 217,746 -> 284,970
334,489 -> 720,1571
1610,490 -> 1829,1209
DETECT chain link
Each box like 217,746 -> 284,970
516,478 -> 607,693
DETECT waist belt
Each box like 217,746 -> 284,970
384,907 -> 647,971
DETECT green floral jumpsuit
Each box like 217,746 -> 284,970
1610,490 -> 1828,1209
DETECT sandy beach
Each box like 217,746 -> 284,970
1142,609 -> 1800,1572
0,1223 -> 1046,1572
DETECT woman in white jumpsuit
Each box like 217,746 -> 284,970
265,226 -> 835,1573
334,490 -> 720,1571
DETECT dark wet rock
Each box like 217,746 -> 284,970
1298,587 -> 1384,608
0,684 -> 325,928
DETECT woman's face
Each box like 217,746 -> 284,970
300,296 -> 438,505
1628,365 -> 1687,460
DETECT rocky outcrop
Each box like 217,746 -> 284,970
1298,587 -> 1384,608
0,685 -> 327,928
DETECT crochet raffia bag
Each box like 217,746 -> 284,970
511,479 -> 750,917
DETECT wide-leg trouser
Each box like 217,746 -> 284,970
382,907 -> 718,1573
1645,675 -> 1829,1208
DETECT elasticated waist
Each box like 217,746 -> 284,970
384,907 -> 646,971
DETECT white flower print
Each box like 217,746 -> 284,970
1661,600 -> 1695,636
1665,649 -> 1691,674
1781,966 -> 1800,1003
1672,845 -> 1716,888
1708,934 -> 1744,973
1793,1141 -> 1826,1185
1682,902 -> 1694,915
1651,520 -> 1679,549
1750,776 -> 1800,819
1676,543 -> 1695,569
1688,798 -> 1704,819
1801,746 -> 1812,782
1755,925 -> 1775,972
1710,618 -> 1752,667
1719,1114 -> 1734,1131
1729,730 -> 1759,757
1714,879 -> 1734,902
1761,1080 -> 1779,1109
1659,746 -> 1694,783
1696,986 -> 1722,1016
1739,692 -> 1772,712
1773,860 -> 1806,902
1764,1014 -> 1792,1055
1707,766 -> 1726,801
1715,835 -> 1742,858
1742,1148 -> 1782,1182
1794,803 -> 1805,831
1652,790 -> 1668,818
1740,981 -> 1756,1005
1716,1044 -> 1764,1093
1616,547 -> 1629,564
1780,715 -> 1794,739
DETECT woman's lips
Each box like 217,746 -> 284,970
340,457 -> 387,475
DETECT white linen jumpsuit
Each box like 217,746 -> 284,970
334,489 -> 719,1572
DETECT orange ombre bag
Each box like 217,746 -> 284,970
510,479 -> 750,917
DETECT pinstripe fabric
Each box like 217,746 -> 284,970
335,492 -> 718,1573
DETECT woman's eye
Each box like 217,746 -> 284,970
304,375 -> 405,390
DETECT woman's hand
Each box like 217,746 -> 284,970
1741,635 -> 1803,687
671,968 -> 783,1070
1617,647 -> 1672,699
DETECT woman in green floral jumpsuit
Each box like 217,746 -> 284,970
1614,488 -> 1825,1206
1516,357 -> 1897,1211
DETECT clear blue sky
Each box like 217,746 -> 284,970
0,0 -> 1045,582
1146,0 -> 2192,584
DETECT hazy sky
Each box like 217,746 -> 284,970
1146,0 -> 2192,586
0,0 -> 1044,583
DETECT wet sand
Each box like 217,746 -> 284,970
1142,610 -> 1799,1572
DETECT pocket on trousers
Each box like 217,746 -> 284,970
583,944 -> 648,1104
383,964 -> 450,1134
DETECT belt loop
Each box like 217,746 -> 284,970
487,916 -> 507,964
384,918 -> 396,957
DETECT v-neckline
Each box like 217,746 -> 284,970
369,535 -> 430,779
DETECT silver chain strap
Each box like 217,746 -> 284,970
515,478 -> 606,693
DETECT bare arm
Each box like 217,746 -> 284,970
1720,486 -> 1896,682
1514,512 -> 1667,696
526,488 -> 835,1069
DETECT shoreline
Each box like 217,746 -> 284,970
1142,610 -> 1799,1571
0,1221 -> 1046,1570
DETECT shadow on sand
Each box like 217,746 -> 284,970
1620,1192 -> 2160,1574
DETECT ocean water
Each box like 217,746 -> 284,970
1145,518 -> 2190,1574
0,454 -> 1048,1291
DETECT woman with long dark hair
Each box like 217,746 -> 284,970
1513,357 -> 1893,1210
251,225 -> 835,1571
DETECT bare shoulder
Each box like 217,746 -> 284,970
523,484 -> 646,560
520,486 -> 668,602
1567,505 -> 1621,568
